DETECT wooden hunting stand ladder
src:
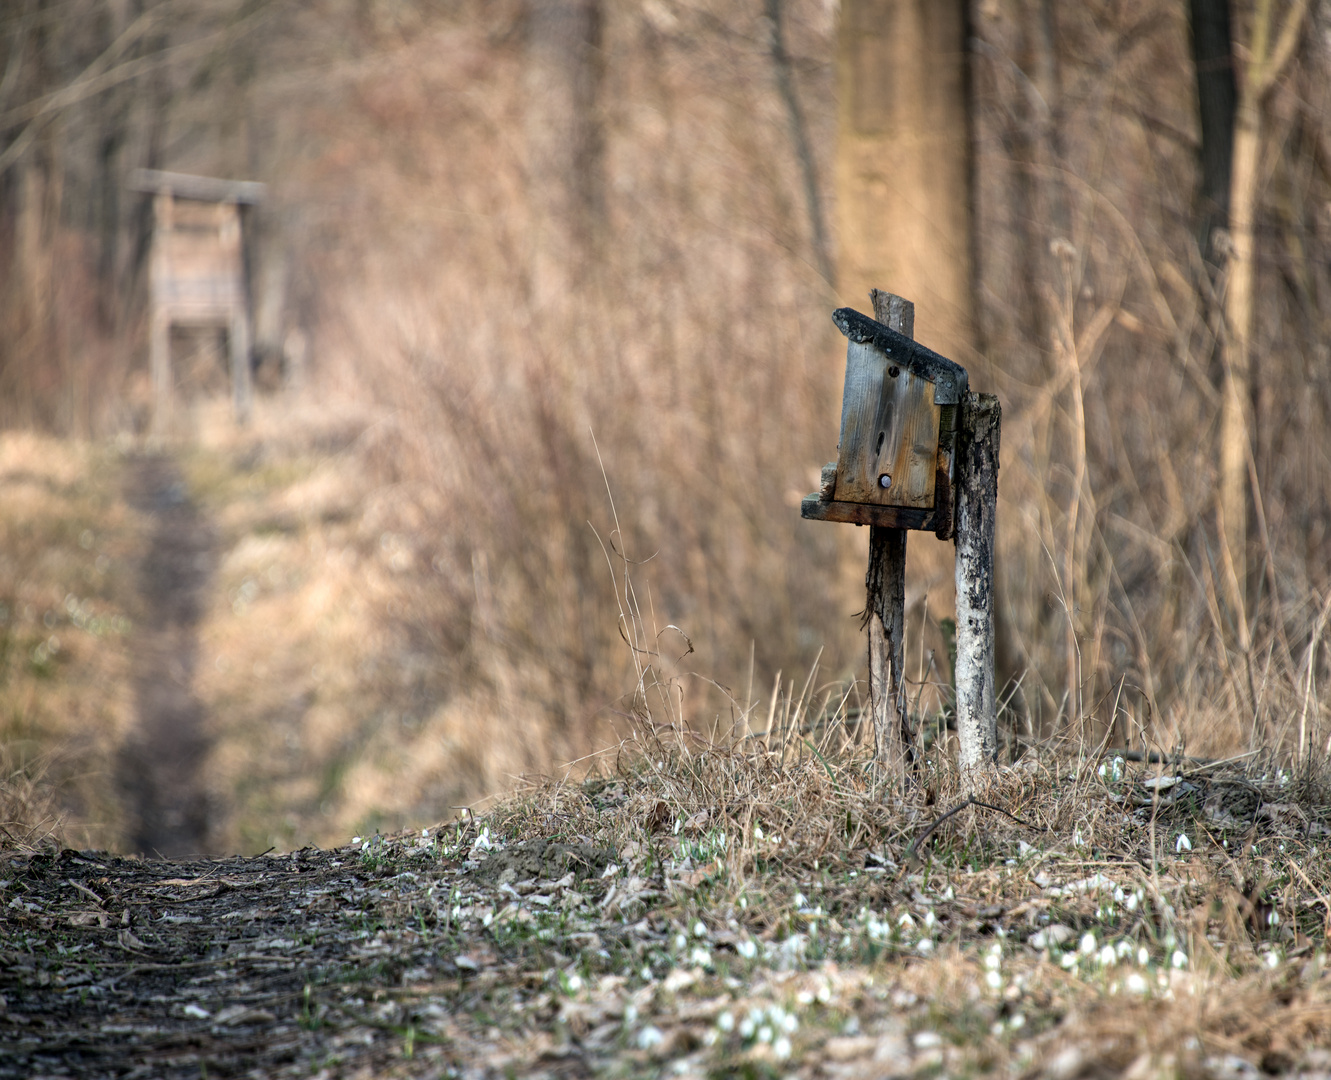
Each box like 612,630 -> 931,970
803,290 -> 1001,780
130,169 -> 265,433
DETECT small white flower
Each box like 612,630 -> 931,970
1138,947 -> 1149,966
1175,833 -> 1192,854
917,938 -> 935,954
1265,951 -> 1282,969
637,1025 -> 664,1049
1061,951 -> 1079,969
624,1003 -> 638,1024
639,966 -> 653,982
985,970 -> 1003,990
693,920 -> 707,937
565,972 -> 583,992
1080,932 -> 1098,955
1126,972 -> 1149,995
717,1011 -> 734,1032
757,1024 -> 773,1044
674,933 -> 687,951
984,952 -> 1001,971
689,947 -> 712,968
1073,828 -> 1086,848
1098,945 -> 1117,967
737,938 -> 757,959
794,892 -> 808,908
781,1012 -> 798,1034
1009,1013 -> 1026,1029
773,1035 -> 792,1059
1171,950 -> 1188,969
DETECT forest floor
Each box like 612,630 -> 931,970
4,406 -> 1331,1077
4,754 -> 1331,1080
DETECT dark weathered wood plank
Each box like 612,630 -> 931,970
800,495 -> 935,531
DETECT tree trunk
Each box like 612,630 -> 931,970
525,0 -> 602,311
1219,0 -> 1309,635
835,0 -> 974,361
1189,0 -> 1237,264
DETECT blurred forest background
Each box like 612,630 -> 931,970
2,0 -> 1331,855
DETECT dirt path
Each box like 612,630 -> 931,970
117,456 -> 217,857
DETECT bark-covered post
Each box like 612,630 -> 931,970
954,392 -> 1000,772
866,289 -> 913,777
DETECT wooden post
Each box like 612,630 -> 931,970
230,304 -> 253,424
866,289 -> 913,777
954,392 -> 1000,772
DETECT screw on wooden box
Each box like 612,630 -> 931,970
802,290 -> 1000,781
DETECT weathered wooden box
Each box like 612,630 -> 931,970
801,307 -> 968,539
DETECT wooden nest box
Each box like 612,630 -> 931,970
129,168 -> 266,430
801,307 -> 969,540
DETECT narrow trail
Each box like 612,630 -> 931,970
117,455 -> 217,858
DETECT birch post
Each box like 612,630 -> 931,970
866,289 -> 913,778
954,392 -> 1000,772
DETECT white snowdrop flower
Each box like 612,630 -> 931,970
1061,951 -> 1079,969
1266,951 -> 1282,969
1267,910 -> 1280,927
794,893 -> 808,908
797,989 -> 814,1006
923,911 -> 937,930
1073,828 -> 1086,848
774,1035 -> 792,1060
941,885 -> 955,900
1126,972 -> 1149,995
689,947 -> 712,968
673,817 -> 682,835
1080,932 -> 1098,955
985,970 -> 1003,990
757,1025 -> 774,1044
782,1012 -> 798,1034
717,1011 -> 735,1032
1138,947 -> 1150,966
637,1025 -> 664,1049
624,1003 -> 638,1024
992,1021 -> 1006,1037
693,920 -> 707,937
739,1016 -> 755,1038
754,824 -> 765,840
737,938 -> 757,959
1117,940 -> 1134,959
674,933 -> 687,951
422,829 -> 429,837
817,983 -> 831,1003
1010,1013 -> 1026,1029
898,913 -> 916,929
481,909 -> 494,927
1175,833 -> 1192,853
640,966 -> 653,982
1126,891 -> 1140,912
565,972 -> 583,992
702,1028 -> 718,1047
1098,945 -> 1117,967
351,836 -> 362,845
984,952 -> 1001,971
917,938 -> 934,954
1171,951 -> 1188,969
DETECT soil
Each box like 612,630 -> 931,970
0,832 -> 666,1079
117,455 -> 217,857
